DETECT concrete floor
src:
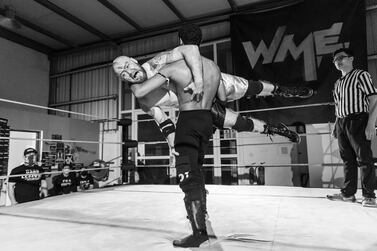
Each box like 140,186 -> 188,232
0,185 -> 376,251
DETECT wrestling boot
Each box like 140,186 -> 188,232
173,199 -> 209,248
273,84 -> 314,99
186,188 -> 209,221
202,188 -> 209,220
262,123 -> 301,143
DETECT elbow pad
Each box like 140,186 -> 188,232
159,119 -> 176,138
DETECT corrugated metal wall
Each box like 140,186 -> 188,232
50,47 -> 118,74
49,46 -> 119,123
49,66 -> 118,121
366,0 -> 377,82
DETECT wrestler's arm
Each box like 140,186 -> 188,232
7,182 -> 17,205
172,45 -> 204,94
173,46 -> 204,101
149,45 -> 203,82
147,51 -> 169,68
131,74 -> 168,98
148,45 -> 204,99
132,60 -> 186,98
40,179 -> 48,198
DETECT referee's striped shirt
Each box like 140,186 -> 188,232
333,69 -> 377,118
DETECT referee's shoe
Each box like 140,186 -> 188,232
326,193 -> 356,203
362,197 -> 377,207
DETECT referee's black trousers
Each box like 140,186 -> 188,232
336,112 -> 376,198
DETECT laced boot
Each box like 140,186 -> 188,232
173,199 -> 209,247
262,123 -> 301,143
273,84 -> 314,99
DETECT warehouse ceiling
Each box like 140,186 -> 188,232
0,0 -> 293,55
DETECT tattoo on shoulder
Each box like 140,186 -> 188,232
149,52 -> 170,68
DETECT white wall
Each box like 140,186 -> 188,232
238,132 -> 294,186
99,127 -> 122,186
306,123 -> 377,188
306,123 -> 340,188
0,38 -> 49,107
8,131 -> 38,172
0,106 -> 99,166
236,122 -> 377,188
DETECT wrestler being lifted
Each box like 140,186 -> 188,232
113,28 -> 307,149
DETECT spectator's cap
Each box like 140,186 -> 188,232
62,163 -> 72,169
24,147 -> 38,156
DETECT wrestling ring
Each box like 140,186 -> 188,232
0,97 -> 377,251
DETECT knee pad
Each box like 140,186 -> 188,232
247,80 -> 264,96
158,119 -> 175,139
232,115 -> 254,132
211,99 -> 226,129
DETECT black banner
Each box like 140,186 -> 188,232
231,0 -> 366,124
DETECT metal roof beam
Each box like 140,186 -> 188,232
0,7 -> 74,47
0,26 -> 52,54
161,0 -> 186,21
52,14 -> 229,57
97,0 -> 142,31
33,0 -> 112,41
52,0 -> 303,56
16,17 -> 76,48
227,0 -> 238,12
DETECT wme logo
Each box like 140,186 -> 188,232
242,23 -> 349,81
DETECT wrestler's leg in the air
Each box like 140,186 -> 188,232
226,109 -> 301,143
220,73 -> 313,99
211,100 -> 301,143
250,79 -> 314,98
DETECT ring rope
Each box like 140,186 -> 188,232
0,162 -> 346,181
0,97 -> 117,121
238,102 -> 335,114
0,166 -> 122,180
138,141 -> 294,147
136,131 -> 334,146
0,130 -> 334,146
0,136 -> 133,145
0,98 -> 337,124
123,103 -> 336,123
125,163 -> 341,168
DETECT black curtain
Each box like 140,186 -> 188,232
231,0 -> 366,124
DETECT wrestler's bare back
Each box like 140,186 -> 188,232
161,57 -> 220,111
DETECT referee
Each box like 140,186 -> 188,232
327,48 -> 377,207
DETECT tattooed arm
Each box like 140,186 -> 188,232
146,45 -> 204,101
